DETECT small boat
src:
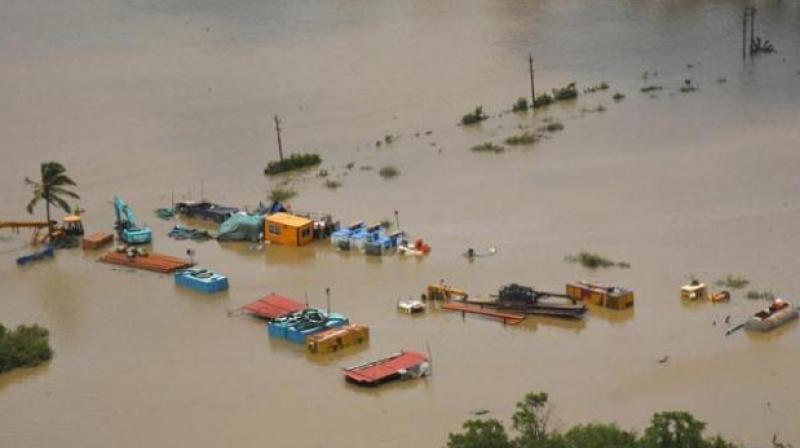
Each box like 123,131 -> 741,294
397,298 -> 426,314
744,298 -> 798,332
16,246 -> 54,266
344,350 -> 431,386
174,268 -> 229,294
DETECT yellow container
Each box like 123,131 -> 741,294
264,212 -> 314,246
307,324 -> 369,354
566,281 -> 634,310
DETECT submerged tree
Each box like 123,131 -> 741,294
25,161 -> 80,238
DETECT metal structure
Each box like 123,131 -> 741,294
113,196 -> 152,244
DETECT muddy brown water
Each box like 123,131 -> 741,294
2,1 -> 800,447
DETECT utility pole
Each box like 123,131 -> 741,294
274,114 -> 284,161
528,53 -> 536,105
749,7 -> 757,55
742,7 -> 748,59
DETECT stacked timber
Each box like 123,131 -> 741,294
99,251 -> 193,273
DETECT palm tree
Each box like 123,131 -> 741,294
25,161 -> 80,239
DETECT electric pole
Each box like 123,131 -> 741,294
529,53 -> 535,105
274,114 -> 284,161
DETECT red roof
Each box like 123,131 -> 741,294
344,350 -> 427,384
243,293 -> 305,320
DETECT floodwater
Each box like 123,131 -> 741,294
2,0 -> 800,446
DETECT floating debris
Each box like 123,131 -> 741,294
471,142 -> 505,153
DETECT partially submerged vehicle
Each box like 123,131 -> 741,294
240,293 -> 306,321
397,298 -> 426,314
174,268 -> 229,294
343,350 -> 431,386
175,201 -> 239,224
267,308 -> 349,344
680,281 -> 729,303
113,196 -> 152,244
469,283 -> 587,319
744,298 -> 798,332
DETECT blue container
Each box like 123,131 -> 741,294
267,309 -> 349,344
174,268 -> 229,294
331,221 -> 365,247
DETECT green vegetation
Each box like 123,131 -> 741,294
447,392 -> 741,448
746,290 -> 775,301
613,92 -> 626,101
317,169 -> 329,178
679,79 -> 698,93
532,94 -> 554,109
323,180 -> 341,190
25,161 -> 80,239
379,219 -> 393,229
268,187 -> 297,203
715,275 -> 750,289
584,82 -> 610,94
264,153 -> 322,176
471,142 -> 505,153
385,134 -> 395,144
378,165 -> 400,179
0,323 -> 53,374
565,251 -> 628,269
640,85 -> 663,93
552,82 -> 579,101
541,122 -> 565,133
345,162 -> 355,170
505,132 -> 540,146
461,106 -> 488,125
512,97 -> 530,112
580,105 -> 606,114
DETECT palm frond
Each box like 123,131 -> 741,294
26,196 -> 41,214
50,186 -> 80,199
48,195 -> 72,214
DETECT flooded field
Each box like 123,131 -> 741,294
2,1 -> 800,447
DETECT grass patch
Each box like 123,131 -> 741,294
640,85 -> 663,93
565,251 -> 627,269
512,97 -> 529,112
583,82 -> 610,94
612,92 -> 626,101
379,219 -> 393,229
264,153 -> 322,176
504,132 -> 540,146
533,93 -> 554,109
268,187 -> 297,203
471,142 -> 505,153
379,165 -> 400,178
323,180 -> 341,190
317,169 -> 329,178
461,106 -> 488,125
746,290 -> 775,301
539,122 -> 564,133
552,82 -> 578,101
345,162 -> 355,170
0,323 -> 53,374
715,274 -> 750,289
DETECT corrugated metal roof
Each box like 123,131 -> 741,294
244,293 -> 305,319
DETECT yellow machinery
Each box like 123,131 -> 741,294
307,325 -> 369,354
2,216 -> 84,245
680,281 -> 729,302
566,281 -> 634,310
680,282 -> 709,301
426,283 -> 469,301
264,212 -> 314,246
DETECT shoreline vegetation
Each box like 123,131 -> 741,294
447,391 -> 744,448
0,323 -> 53,374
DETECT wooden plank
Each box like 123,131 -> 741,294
99,251 -> 193,273
440,302 -> 525,325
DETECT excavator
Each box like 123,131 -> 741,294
113,197 -> 152,244
426,282 -> 469,301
